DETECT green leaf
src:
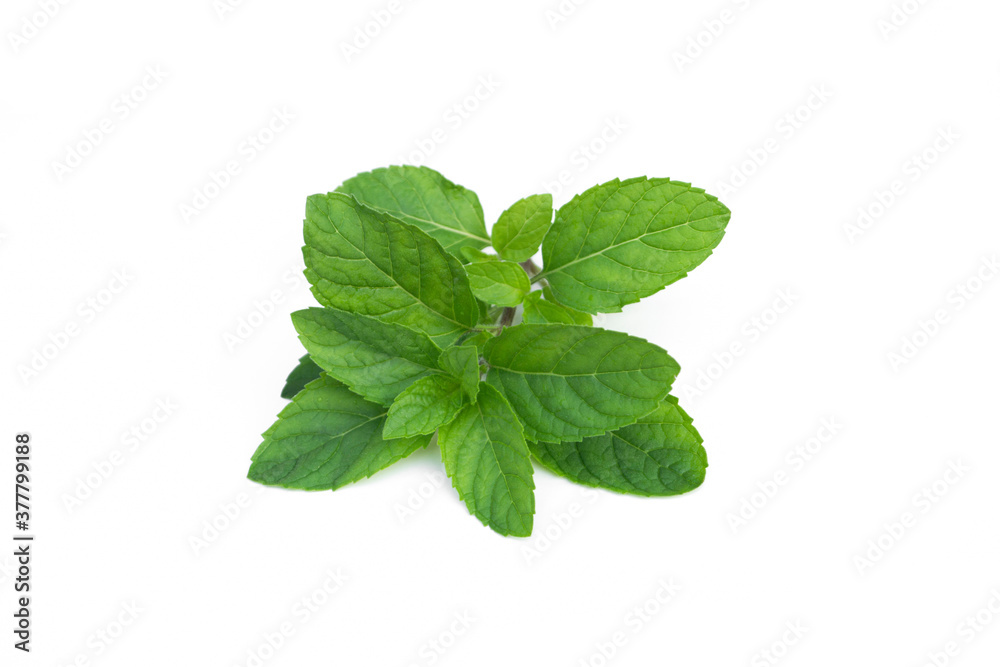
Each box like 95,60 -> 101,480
521,291 -> 593,326
439,343 -> 481,401
438,384 -> 535,537
465,260 -> 531,307
248,376 -> 430,490
303,193 -> 479,343
530,396 -> 707,496
384,375 -> 466,438
460,247 -> 499,263
538,177 -> 730,314
336,165 -> 489,257
292,307 -> 441,406
281,354 -> 323,399
492,193 -> 553,262
484,324 -> 679,443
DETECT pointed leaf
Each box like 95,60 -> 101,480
303,193 -> 479,343
530,396 -> 707,496
292,307 -> 441,406
336,165 -> 489,256
492,193 -> 553,262
465,260 -> 531,307
538,177 -> 730,314
438,383 -> 535,537
281,354 -> 323,399
439,343 -> 481,401
248,376 -> 430,490
384,375 -> 466,438
484,324 -> 679,443
521,291 -> 593,326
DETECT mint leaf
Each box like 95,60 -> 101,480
484,324 -> 679,443
491,194 -> 553,262
438,383 -> 535,537
292,307 -> 441,406
249,375 -> 430,490
460,247 -> 499,263
530,396 -> 706,496
538,177 -> 730,314
521,291 -> 593,326
281,354 -> 323,399
384,375 -> 466,438
304,193 -> 479,342
465,260 -> 531,307
439,342 -> 481,401
336,165 -> 489,256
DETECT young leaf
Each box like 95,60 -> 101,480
460,247 -> 499,263
538,177 -> 730,314
530,396 -> 707,496
521,291 -> 593,326
465,260 -> 531,307
484,324 -> 679,443
439,343 -> 481,401
384,375 -> 466,438
249,376 -> 430,490
281,354 -> 323,399
303,193 -> 479,343
336,165 -> 490,257
438,384 -> 535,537
292,307 -> 441,406
491,194 -> 553,262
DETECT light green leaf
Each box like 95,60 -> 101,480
538,177 -> 730,314
336,165 -> 489,256
248,376 -> 430,490
439,343 -> 481,401
384,375 -> 466,438
460,247 -> 499,263
438,383 -> 535,537
292,307 -> 441,406
281,354 -> 323,399
465,260 -> 531,307
492,193 -> 553,262
530,396 -> 707,496
303,193 -> 479,343
484,324 -> 679,443
521,291 -> 593,326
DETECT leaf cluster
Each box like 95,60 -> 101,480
248,166 -> 730,537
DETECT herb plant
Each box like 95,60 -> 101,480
248,166 -> 731,537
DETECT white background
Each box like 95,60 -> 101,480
3,0 -> 1000,665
